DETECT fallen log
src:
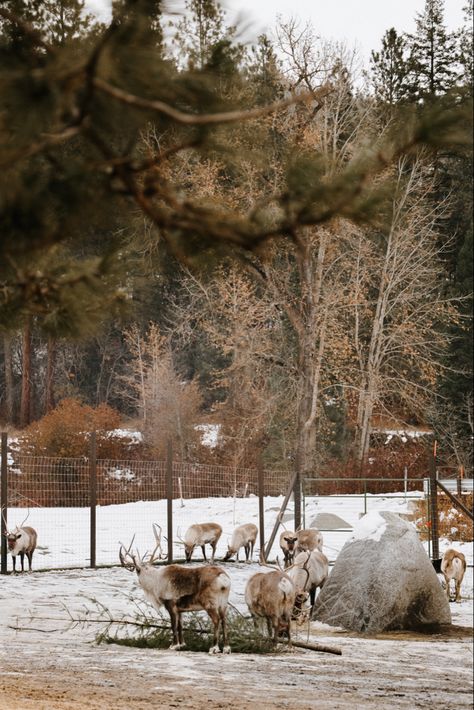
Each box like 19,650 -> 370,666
279,638 -> 342,655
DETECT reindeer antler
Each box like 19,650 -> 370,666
118,534 -> 136,571
149,523 -> 166,563
19,508 -> 30,528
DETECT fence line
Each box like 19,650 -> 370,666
2,432 -> 462,573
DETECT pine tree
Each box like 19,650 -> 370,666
407,0 -> 460,101
370,28 -> 410,107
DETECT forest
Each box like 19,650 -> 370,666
0,0 -> 472,480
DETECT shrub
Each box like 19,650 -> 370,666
415,493 -> 473,543
21,398 -> 139,459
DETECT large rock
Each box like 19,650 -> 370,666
309,512 -> 351,530
313,511 -> 451,633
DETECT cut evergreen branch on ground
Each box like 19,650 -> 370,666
96,608 -> 281,654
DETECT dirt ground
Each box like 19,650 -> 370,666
1,568 -> 473,710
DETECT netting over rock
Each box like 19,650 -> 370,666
313,511 -> 451,633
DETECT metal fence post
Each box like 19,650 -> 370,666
1,432 -> 8,575
89,431 -> 97,568
166,440 -> 173,563
258,456 -> 265,562
294,451 -> 302,530
429,441 -> 440,567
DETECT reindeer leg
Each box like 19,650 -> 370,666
201,545 -> 207,561
12,555 -> 16,573
19,551 -> 25,572
27,551 -> 33,571
207,609 -> 221,654
210,541 -> 217,562
455,579 -> 462,602
220,608 -> 231,654
177,612 -> 186,648
443,575 -> 451,600
165,601 -> 181,650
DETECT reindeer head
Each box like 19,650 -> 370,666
119,524 -> 166,574
5,528 -> 22,551
283,535 -> 298,551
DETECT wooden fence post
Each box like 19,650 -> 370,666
294,451 -> 302,531
1,432 -> 8,575
258,456 -> 265,562
166,440 -> 173,563
89,431 -> 97,569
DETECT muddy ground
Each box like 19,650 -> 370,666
1,567 -> 472,709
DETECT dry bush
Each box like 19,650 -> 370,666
415,494 -> 473,542
21,398 -> 144,459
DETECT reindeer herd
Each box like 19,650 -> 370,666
3,513 -> 469,655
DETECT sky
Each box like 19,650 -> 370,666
85,0 -> 467,66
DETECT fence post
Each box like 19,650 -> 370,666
1,432 -> 8,575
294,452 -> 301,531
89,431 -> 97,569
457,465 -> 463,497
429,441 -> 440,567
258,456 -> 265,562
166,440 -> 173,563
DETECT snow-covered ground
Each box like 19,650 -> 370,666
5,489 -> 430,569
1,492 -> 472,709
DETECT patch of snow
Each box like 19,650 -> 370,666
107,429 -> 143,443
195,424 -> 221,448
347,511 -> 387,543
106,467 -> 136,481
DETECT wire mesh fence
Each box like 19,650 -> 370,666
1,449 -> 294,572
2,435 -> 453,573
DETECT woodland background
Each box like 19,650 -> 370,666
0,0 -> 472,482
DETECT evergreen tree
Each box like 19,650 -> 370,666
407,0 -> 460,101
370,28 -> 410,107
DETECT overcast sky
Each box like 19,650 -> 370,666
85,0 -> 466,66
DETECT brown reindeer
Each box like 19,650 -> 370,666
182,522 -> 222,562
295,528 -> 323,555
3,511 -> 37,572
223,523 -> 258,562
245,569 -> 296,643
441,549 -> 466,603
279,530 -> 298,568
120,526 -> 231,654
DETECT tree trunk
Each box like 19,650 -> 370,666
45,337 -> 56,413
3,333 -> 15,423
20,319 -> 32,427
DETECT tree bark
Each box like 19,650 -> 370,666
3,333 -> 14,423
20,319 -> 32,427
45,337 -> 56,413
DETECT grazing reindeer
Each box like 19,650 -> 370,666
182,522 -> 222,562
223,523 -> 258,562
245,569 -> 296,643
279,530 -> 298,568
287,549 -> 328,619
3,511 -> 37,572
119,527 -> 231,654
295,528 -> 323,555
441,549 -> 466,603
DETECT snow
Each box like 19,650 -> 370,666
347,510 -> 387,542
195,423 -> 221,448
0,490 -> 472,708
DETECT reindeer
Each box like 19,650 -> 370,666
287,549 -> 328,620
182,522 -> 222,562
279,530 -> 298,568
223,523 -> 258,562
119,525 -> 231,654
295,528 -> 323,555
245,569 -> 296,643
3,510 -> 37,572
441,548 -> 466,603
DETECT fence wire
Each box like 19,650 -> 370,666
3,455 -> 293,571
